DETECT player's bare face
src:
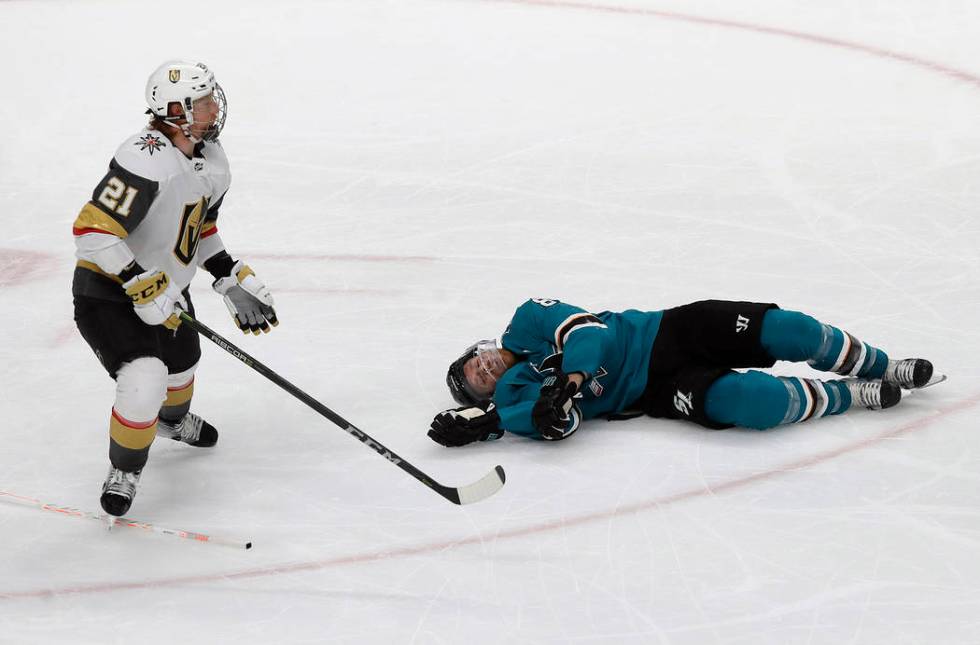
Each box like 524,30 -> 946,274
463,354 -> 506,398
188,94 -> 219,139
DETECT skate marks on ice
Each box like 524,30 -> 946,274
178,311 -> 507,507
245,252 -> 437,264
3,389 -> 977,601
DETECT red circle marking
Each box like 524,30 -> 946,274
2,392 -> 976,600
483,0 -> 980,88
0,250 -> 57,288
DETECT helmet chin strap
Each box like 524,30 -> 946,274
158,117 -> 203,144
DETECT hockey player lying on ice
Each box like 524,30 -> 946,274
428,299 -> 938,447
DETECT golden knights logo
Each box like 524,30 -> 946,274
169,69 -> 181,83
134,133 -> 167,155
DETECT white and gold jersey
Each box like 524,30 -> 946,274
73,127 -> 231,301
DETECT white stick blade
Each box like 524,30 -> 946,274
456,466 -> 506,505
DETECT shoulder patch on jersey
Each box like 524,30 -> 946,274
134,133 -> 167,155
113,129 -> 182,181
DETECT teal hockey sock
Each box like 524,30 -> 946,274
778,376 -> 851,423
760,310 -> 888,379
705,371 -> 852,430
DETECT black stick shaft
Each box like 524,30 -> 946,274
178,312 -> 453,500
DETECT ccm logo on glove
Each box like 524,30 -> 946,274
122,268 -> 185,330
125,272 -> 169,303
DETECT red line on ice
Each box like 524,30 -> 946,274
483,0 -> 980,88
0,250 -> 58,288
3,392 -> 977,600
245,253 -> 437,263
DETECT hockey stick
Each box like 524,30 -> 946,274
0,490 -> 251,550
178,311 -> 506,505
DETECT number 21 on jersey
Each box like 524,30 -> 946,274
97,177 -> 138,216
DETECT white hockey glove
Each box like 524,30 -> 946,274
122,269 -> 185,330
212,260 -> 278,334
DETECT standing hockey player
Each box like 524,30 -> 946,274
428,299 -> 938,446
72,60 -> 278,515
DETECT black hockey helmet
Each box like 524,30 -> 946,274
446,340 -> 503,407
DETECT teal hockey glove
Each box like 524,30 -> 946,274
428,404 -> 503,447
532,370 -> 580,440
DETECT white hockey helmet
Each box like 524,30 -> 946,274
145,60 -> 227,141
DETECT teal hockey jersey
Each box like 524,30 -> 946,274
493,299 -> 664,439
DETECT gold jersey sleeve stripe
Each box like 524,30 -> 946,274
109,410 -> 158,450
76,260 -> 124,285
73,203 -> 129,239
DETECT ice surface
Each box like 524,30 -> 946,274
2,1 -> 979,643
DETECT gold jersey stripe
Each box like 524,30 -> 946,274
76,260 -> 124,284
110,414 -> 157,450
165,379 -> 195,407
73,203 -> 128,238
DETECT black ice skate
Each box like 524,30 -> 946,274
883,358 -> 934,389
846,379 -> 901,410
100,467 -> 141,517
157,412 -> 218,447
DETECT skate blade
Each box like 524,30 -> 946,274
901,373 -> 947,394
918,373 -> 947,389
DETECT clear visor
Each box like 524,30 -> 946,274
473,339 -> 505,383
459,338 -> 506,403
